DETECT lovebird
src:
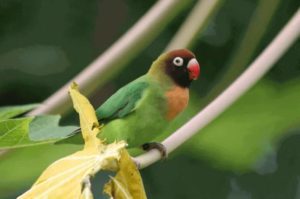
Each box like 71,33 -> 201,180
78,49 -> 200,157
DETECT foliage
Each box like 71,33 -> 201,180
29,115 -> 77,141
18,83 -> 146,198
0,105 -> 77,149
0,117 -> 34,148
104,149 -> 147,199
0,104 -> 38,120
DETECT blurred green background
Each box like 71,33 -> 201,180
0,0 -> 300,198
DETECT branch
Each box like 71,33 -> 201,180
27,0 -> 192,116
165,0 -> 224,51
134,8 -> 300,169
201,0 -> 281,105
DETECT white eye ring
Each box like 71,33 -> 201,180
173,57 -> 184,67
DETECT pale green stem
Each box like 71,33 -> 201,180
165,0 -> 224,50
201,0 -> 282,105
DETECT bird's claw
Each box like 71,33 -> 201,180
142,142 -> 167,159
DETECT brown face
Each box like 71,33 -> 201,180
165,49 -> 200,88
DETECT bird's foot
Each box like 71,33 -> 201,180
142,142 -> 167,159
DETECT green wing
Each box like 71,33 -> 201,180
95,79 -> 148,123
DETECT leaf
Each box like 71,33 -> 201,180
18,82 -> 126,199
0,115 -> 78,149
104,149 -> 147,199
80,177 -> 93,199
0,118 -> 36,148
0,104 -> 39,120
29,115 -> 78,141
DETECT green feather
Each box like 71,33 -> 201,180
95,78 -> 148,122
97,75 -> 170,148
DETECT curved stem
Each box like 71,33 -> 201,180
28,0 -> 192,116
134,8 -> 300,169
201,0 -> 282,105
165,0 -> 224,51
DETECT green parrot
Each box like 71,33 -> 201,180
78,49 -> 200,157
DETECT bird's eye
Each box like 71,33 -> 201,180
173,57 -> 184,67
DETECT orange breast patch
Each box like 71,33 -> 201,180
165,86 -> 189,121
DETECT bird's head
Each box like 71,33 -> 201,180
149,49 -> 200,88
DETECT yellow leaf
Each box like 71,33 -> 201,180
80,177 -> 93,199
18,82 -> 126,199
104,149 -> 147,199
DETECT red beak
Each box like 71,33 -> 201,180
187,58 -> 200,80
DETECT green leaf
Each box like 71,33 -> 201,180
0,118 -> 35,148
29,115 -> 78,141
0,104 -> 39,120
0,115 -> 78,149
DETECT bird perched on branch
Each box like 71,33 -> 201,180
76,49 -> 200,158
